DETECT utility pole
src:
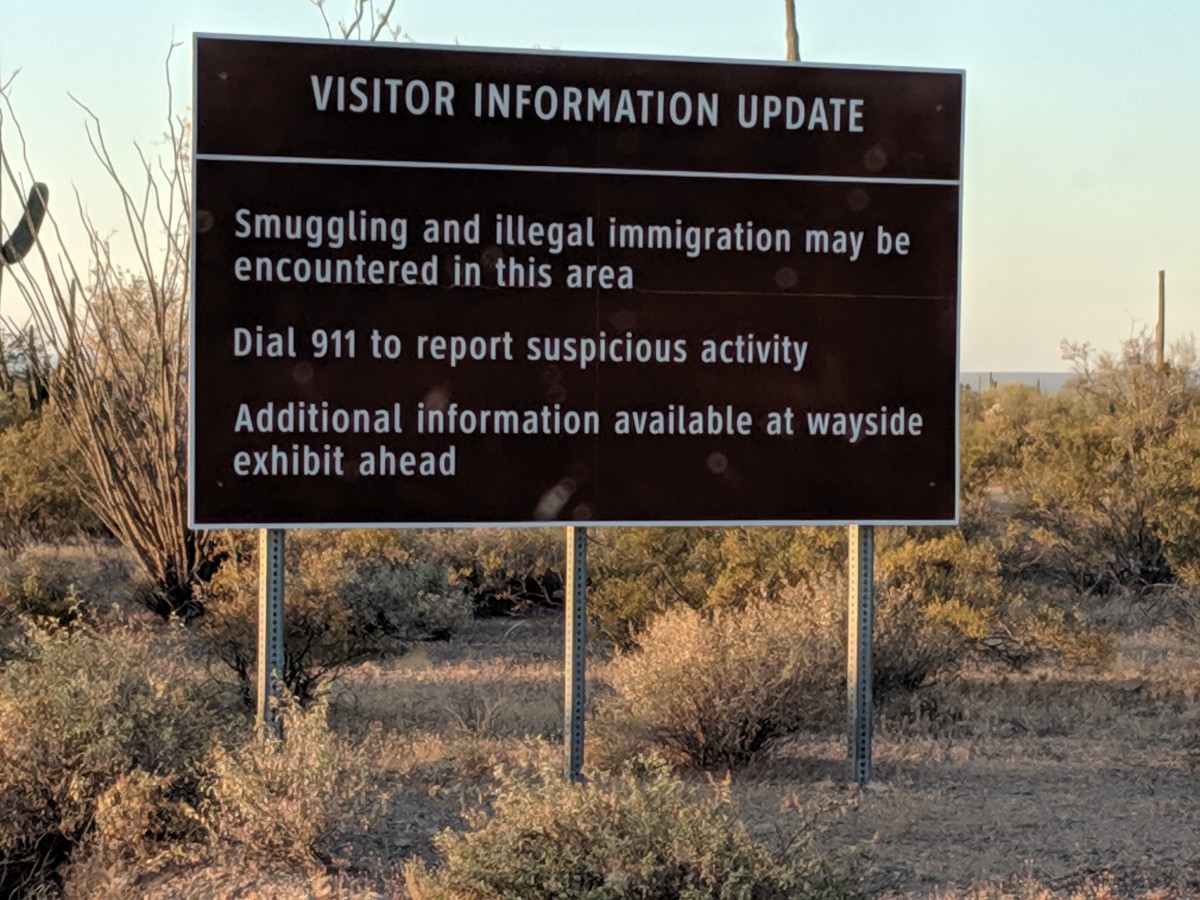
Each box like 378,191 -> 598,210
1156,270 -> 1165,368
785,0 -> 801,62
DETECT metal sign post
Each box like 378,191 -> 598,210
256,528 -> 285,739
563,525 -> 587,782
847,524 -> 875,785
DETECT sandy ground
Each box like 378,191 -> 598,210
327,614 -> 1200,898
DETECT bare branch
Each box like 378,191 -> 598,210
328,0 -> 404,43
369,0 -> 399,41
309,0 -> 335,39
1,47 -> 216,617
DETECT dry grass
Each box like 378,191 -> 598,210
3,554 -> 1198,897
0,542 -> 154,616
328,612 -> 585,741
714,632 -> 1200,898
317,609 -> 1200,898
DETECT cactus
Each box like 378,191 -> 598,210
1,183 -> 49,266
0,176 -> 51,406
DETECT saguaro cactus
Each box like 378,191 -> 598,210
0,182 -> 49,266
0,177 -> 50,404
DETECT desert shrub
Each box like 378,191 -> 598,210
958,382 -> 1061,514
0,623 -> 227,895
875,532 -> 1008,683
589,527 -> 844,643
0,562 -> 83,626
602,590 -> 844,768
199,530 -> 473,704
603,533 -> 1115,769
404,756 -> 847,900
10,79 -> 230,618
343,556 -> 474,640
972,338 -> 1200,594
61,769 -> 205,897
0,412 -> 99,555
0,545 -> 151,637
877,531 -> 1115,672
322,527 -> 564,614
89,770 -> 201,859
601,544 -> 1009,770
1005,600 -> 1117,666
202,696 -> 371,866
599,578 -> 953,770
200,552 -> 358,707
369,527 -> 565,615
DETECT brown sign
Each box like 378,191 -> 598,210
191,35 -> 963,527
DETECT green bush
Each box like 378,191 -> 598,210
966,338 -> 1200,594
877,531 -> 1115,673
343,555 -> 474,640
0,623 -> 227,895
404,756 -> 848,900
199,530 -> 474,704
319,527 -> 565,615
0,545 -> 149,634
400,527 -> 565,615
0,412 -> 100,555
875,532 -> 1007,682
589,527 -> 844,643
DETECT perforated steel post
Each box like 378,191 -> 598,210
847,524 -> 875,785
563,525 -> 587,783
256,528 -> 285,740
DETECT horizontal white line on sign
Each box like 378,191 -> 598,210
639,289 -> 948,300
195,153 -> 961,186
189,518 -> 960,531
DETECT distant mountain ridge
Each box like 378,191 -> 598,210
960,371 -> 1075,394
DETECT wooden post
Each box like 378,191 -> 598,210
784,0 -> 801,62
1156,270 -> 1165,368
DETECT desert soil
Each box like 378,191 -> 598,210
322,614 -> 1200,899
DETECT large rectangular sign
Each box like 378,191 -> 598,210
191,35 -> 963,527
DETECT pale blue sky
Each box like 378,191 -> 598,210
2,0 -> 1197,371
